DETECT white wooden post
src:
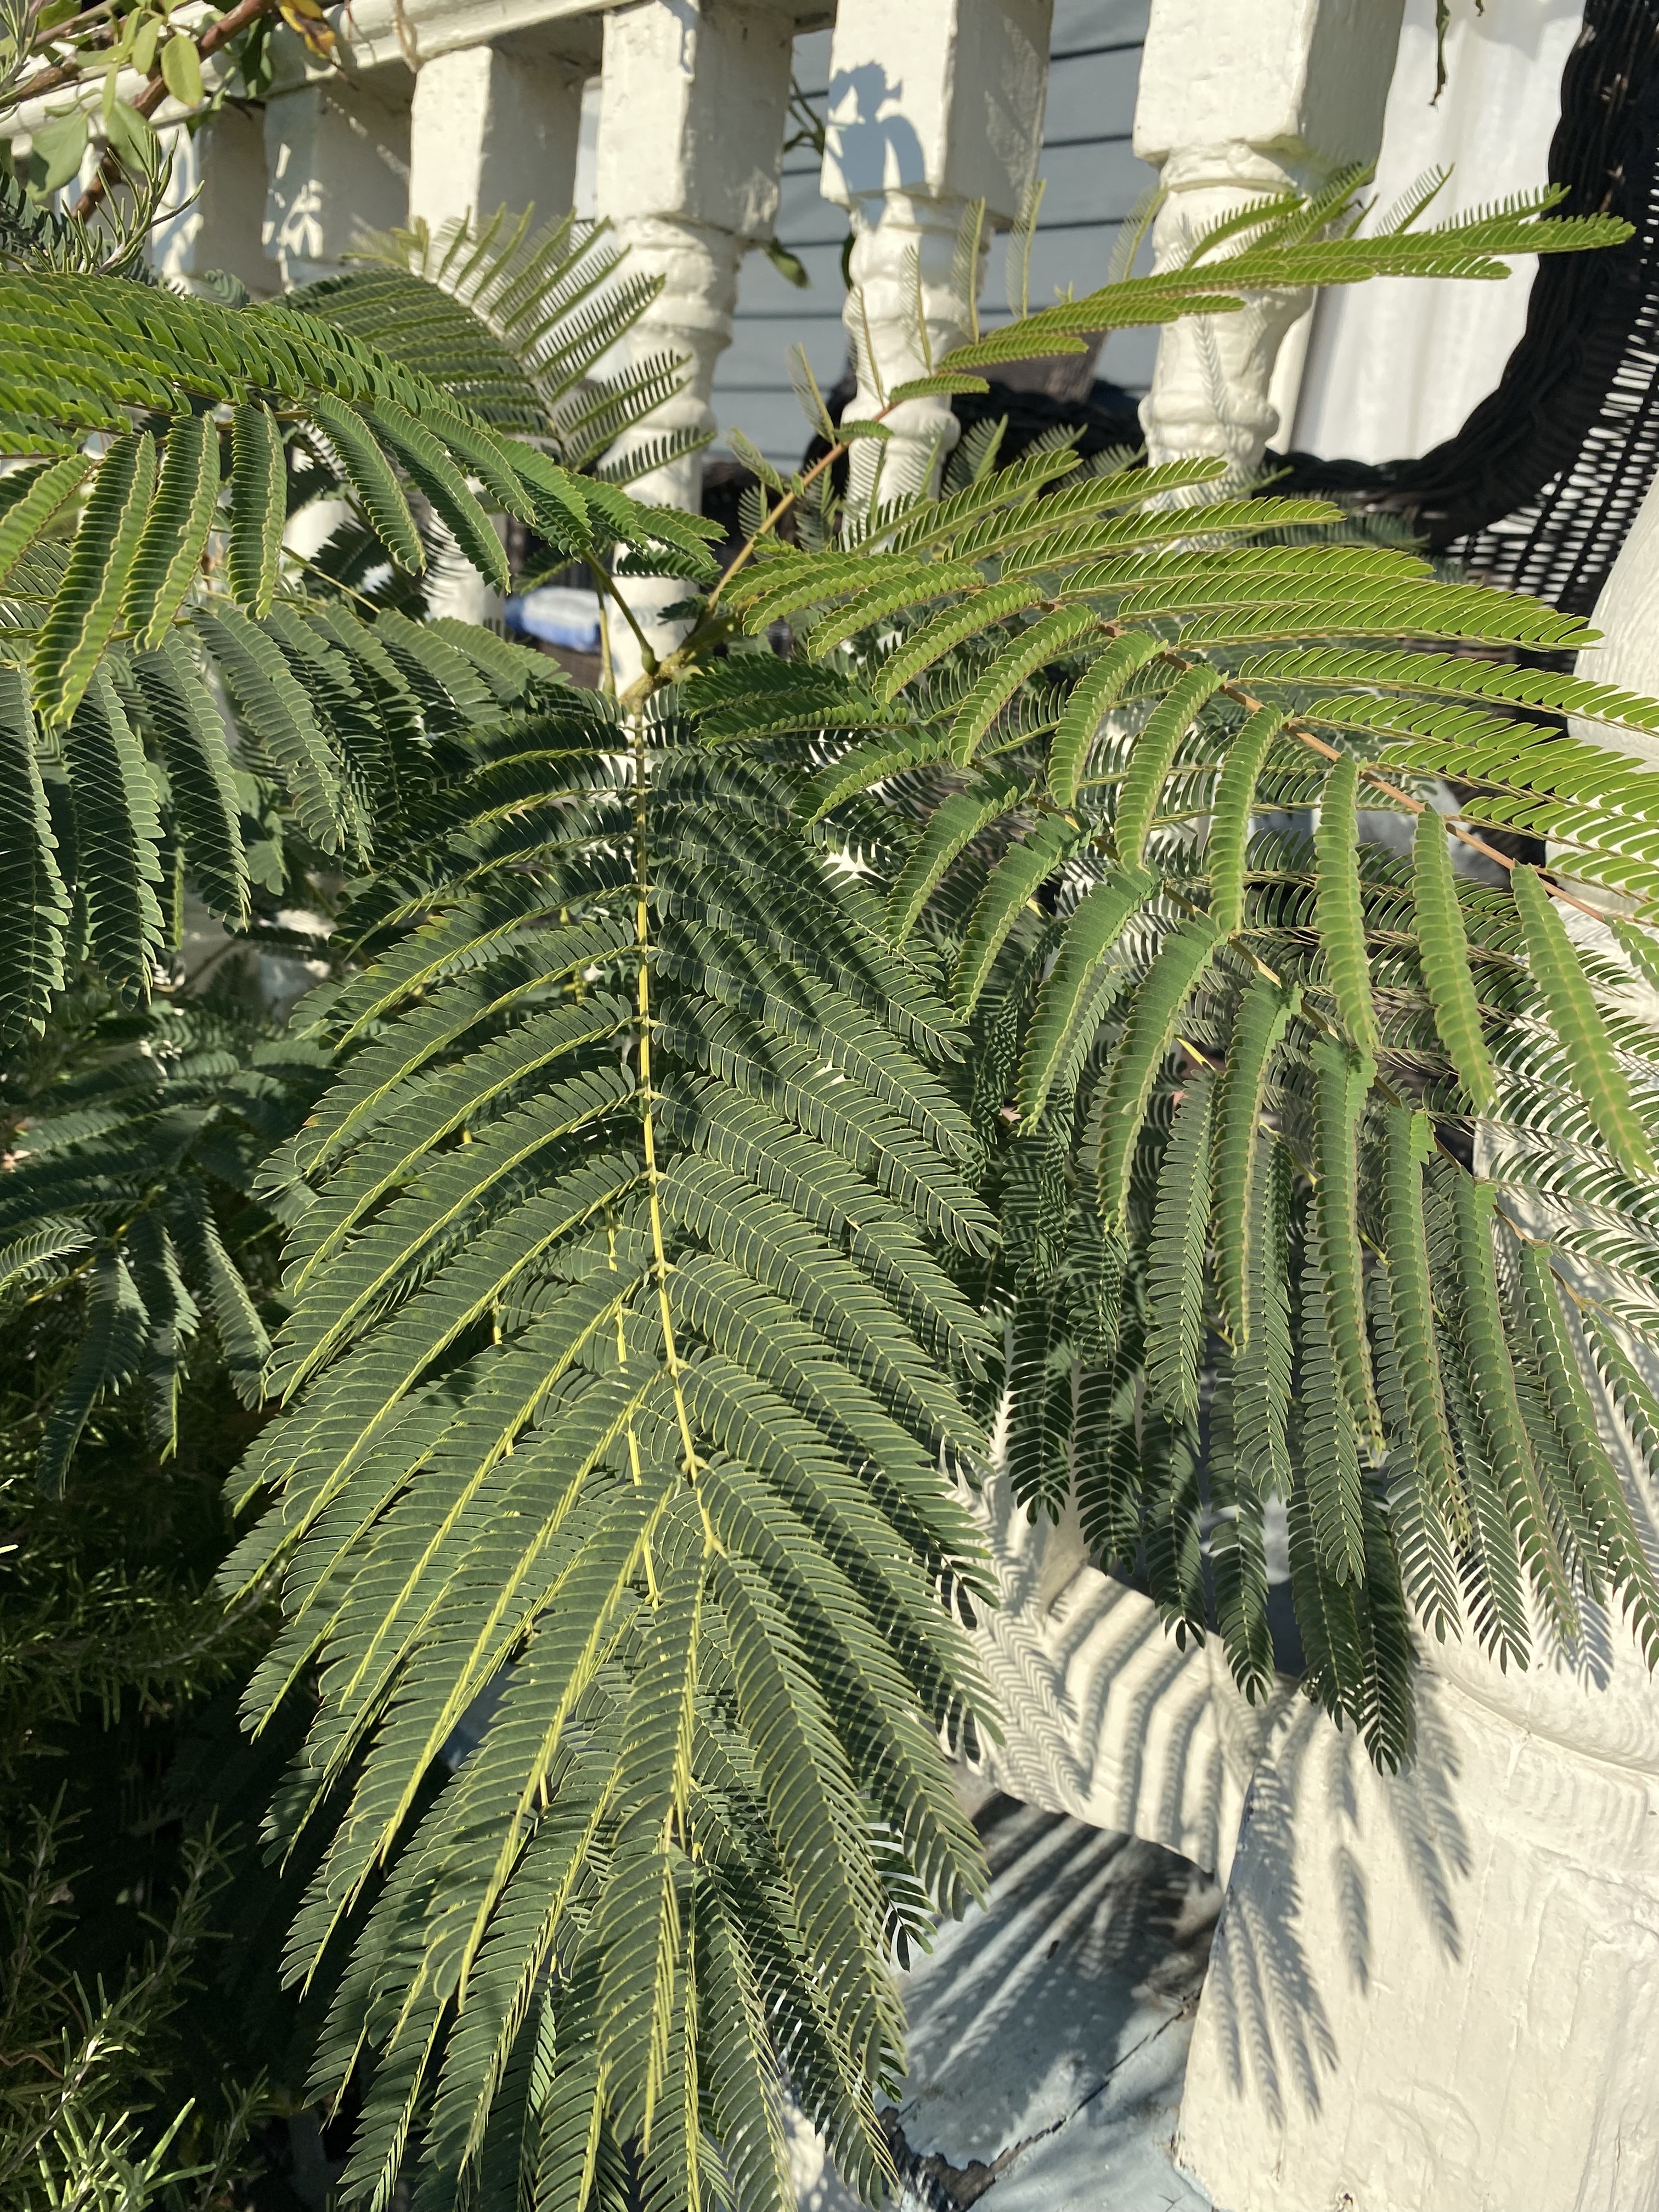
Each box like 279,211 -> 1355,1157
152,103 -> 274,297
408,42 -> 587,624
820,0 -> 1052,512
594,0 -> 794,684
1132,0 -> 1406,472
408,44 -> 585,238
262,76 -> 411,290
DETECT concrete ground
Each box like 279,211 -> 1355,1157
792,1787 -> 1221,2212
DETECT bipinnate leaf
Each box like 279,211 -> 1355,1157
1146,1071 -> 1212,1421
1314,753 -> 1378,1056
0,453 -> 89,591
122,411 -> 219,646
1096,918 -> 1218,1228
0,663 -> 66,1042
215,690 -> 990,2212
1207,706 -> 1283,935
1114,663 -> 1221,870
63,667 -> 165,1002
1047,634 -> 1164,805
1212,975 -> 1295,1345
133,636 -> 248,924
1017,865 -> 1150,1127
307,391 -> 426,573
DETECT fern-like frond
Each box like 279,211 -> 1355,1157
219,693 -> 995,2210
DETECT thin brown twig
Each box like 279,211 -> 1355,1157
1217,673 -> 1622,926
7,18 -> 118,109
72,0 -> 275,218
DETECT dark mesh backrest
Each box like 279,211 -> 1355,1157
1270,0 -> 1659,617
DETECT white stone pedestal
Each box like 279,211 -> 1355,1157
262,78 -> 411,289
967,1477 -> 1296,1888
408,43 -> 584,240
1178,1614 -> 1659,2211
594,0 -> 794,685
153,103 -> 274,298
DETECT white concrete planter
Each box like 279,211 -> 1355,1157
1177,1609 -> 1659,2211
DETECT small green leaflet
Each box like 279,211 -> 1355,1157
948,604 -> 1099,763
1513,864 -> 1656,1180
123,412 -> 220,647
1047,633 -> 1164,806
0,454 -> 89,592
1096,918 -> 1218,1228
1146,1071 -> 1213,1421
886,769 -> 1026,944
32,431 -> 156,726
1411,806 -> 1496,1108
1314,752 -> 1379,1056
228,402 -> 285,617
1207,706 -> 1284,935
1114,663 -> 1221,869
1017,866 -> 1152,1127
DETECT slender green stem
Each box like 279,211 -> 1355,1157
629,704 -> 702,1487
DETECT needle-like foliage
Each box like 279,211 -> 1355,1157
312,206 -> 710,482
0,261 -> 719,1041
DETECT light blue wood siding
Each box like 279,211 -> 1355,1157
710,0 -> 1156,466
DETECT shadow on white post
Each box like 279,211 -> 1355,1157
1177,1577 -> 1659,2210
409,44 -> 584,240
408,42 -> 587,625
262,74 -> 411,289
1133,0 -> 1404,474
152,103 -> 274,298
594,0 -> 793,689
264,73 -> 411,567
821,0 -> 1052,514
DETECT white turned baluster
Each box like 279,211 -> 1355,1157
593,0 -> 794,687
821,0 -> 1052,514
1133,0 -> 1406,474
408,42 -> 587,624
